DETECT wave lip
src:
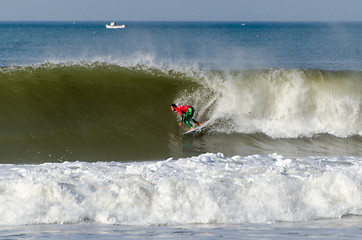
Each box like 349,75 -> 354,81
0,153 -> 361,226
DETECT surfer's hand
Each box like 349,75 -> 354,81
179,122 -> 182,127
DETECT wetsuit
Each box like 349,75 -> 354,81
174,105 -> 198,128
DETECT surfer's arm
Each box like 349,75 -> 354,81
178,114 -> 185,126
180,114 -> 185,122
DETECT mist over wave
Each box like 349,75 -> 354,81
0,62 -> 361,163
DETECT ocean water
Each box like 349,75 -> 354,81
0,21 -> 361,239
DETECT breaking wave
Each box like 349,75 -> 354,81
0,62 -> 361,162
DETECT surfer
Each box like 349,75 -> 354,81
170,104 -> 200,131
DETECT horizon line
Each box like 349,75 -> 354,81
1,20 -> 362,23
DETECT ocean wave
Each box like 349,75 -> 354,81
0,62 -> 360,163
0,153 -> 360,225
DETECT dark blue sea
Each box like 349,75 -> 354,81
0,21 -> 361,239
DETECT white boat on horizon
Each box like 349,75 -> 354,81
106,22 -> 125,29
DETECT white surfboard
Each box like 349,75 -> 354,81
183,121 -> 208,135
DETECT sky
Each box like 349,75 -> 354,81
1,0 -> 362,22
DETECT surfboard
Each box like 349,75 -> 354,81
183,121 -> 208,135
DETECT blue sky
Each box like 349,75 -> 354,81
1,0 -> 361,21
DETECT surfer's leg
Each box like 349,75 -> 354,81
188,108 -> 199,126
185,107 -> 199,126
184,119 -> 193,128
184,108 -> 194,128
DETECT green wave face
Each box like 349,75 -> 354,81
0,63 -> 199,163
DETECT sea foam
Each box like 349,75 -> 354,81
0,153 -> 360,226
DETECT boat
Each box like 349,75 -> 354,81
105,22 -> 125,29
